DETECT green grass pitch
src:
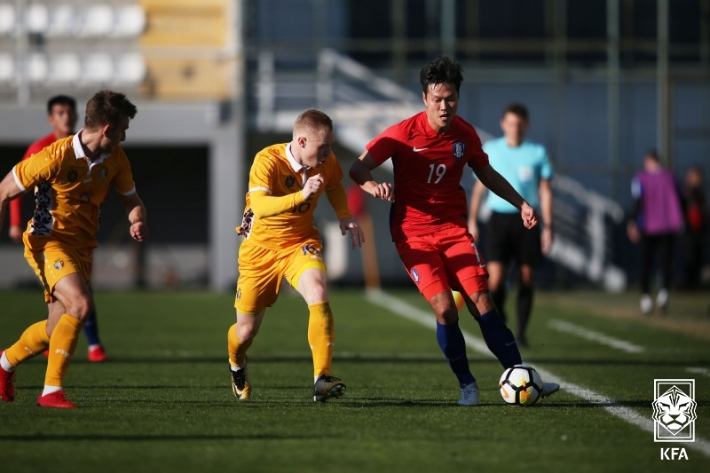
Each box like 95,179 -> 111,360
0,288 -> 708,472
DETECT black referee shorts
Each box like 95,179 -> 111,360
486,211 -> 543,266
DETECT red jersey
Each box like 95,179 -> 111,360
366,112 -> 489,239
9,132 -> 59,227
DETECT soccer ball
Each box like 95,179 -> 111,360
499,365 -> 543,406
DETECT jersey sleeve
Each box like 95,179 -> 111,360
112,148 -> 136,195
248,153 -> 276,194
12,144 -> 61,192
539,147 -> 553,180
366,124 -> 403,165
466,128 -> 489,169
23,140 -> 48,160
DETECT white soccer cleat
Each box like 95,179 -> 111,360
458,381 -> 479,406
640,294 -> 653,316
313,374 -> 346,402
541,382 -> 560,398
656,288 -> 669,315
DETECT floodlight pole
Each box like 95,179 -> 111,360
657,0 -> 671,166
607,0 -> 621,201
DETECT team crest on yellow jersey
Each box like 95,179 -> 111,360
285,175 -> 296,189
54,259 -> 64,270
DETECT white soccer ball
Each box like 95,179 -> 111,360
499,365 -> 543,406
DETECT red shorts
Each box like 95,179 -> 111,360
395,225 -> 489,301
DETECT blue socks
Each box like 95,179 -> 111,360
436,320 -> 475,386
82,309 -> 101,347
477,309 -> 522,369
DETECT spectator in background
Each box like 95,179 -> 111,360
627,151 -> 683,315
682,165 -> 706,290
468,103 -> 553,349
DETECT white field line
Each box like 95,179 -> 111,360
365,289 -> 710,458
549,319 -> 646,354
686,367 -> 710,378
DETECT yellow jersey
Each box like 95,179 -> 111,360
237,143 -> 350,250
12,132 -> 136,250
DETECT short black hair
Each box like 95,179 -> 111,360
47,95 -> 76,115
420,56 -> 464,94
503,103 -> 529,121
645,150 -> 660,162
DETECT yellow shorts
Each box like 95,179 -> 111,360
235,238 -> 327,314
24,241 -> 92,304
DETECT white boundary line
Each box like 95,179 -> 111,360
548,319 -> 646,354
686,367 -> 710,379
366,289 -> 710,458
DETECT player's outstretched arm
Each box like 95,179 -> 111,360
324,182 -> 364,249
539,178 -> 554,254
0,170 -> 24,238
474,164 -> 538,229
121,192 -> 148,242
349,151 -> 394,202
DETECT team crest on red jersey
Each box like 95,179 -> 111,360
411,268 -> 420,284
453,142 -> 465,159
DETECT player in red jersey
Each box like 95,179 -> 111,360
7,95 -> 107,363
349,57 -> 559,405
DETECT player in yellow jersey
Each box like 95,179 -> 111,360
228,109 -> 364,402
0,90 -> 147,408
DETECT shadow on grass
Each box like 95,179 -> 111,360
0,433 -> 305,442
60,356 -> 710,368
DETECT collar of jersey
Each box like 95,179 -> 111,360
286,142 -> 310,173
73,129 -> 110,167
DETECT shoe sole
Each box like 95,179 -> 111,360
458,399 -> 479,406
230,368 -> 250,400
541,385 -> 560,398
313,383 -> 346,402
232,384 -> 251,400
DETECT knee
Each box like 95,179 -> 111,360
471,290 -> 495,314
236,323 -> 258,342
436,305 -> 459,324
66,296 -> 94,321
303,284 -> 328,306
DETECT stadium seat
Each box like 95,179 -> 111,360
0,3 -> 15,36
25,3 -> 49,35
46,4 -> 77,38
0,53 -> 14,83
112,5 -> 146,38
82,53 -> 113,84
25,53 -> 49,83
114,53 -> 147,86
78,5 -> 113,38
49,53 -> 81,84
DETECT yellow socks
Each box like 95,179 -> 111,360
4,320 -> 50,367
228,323 -> 253,368
45,314 -> 83,387
308,302 -> 335,378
